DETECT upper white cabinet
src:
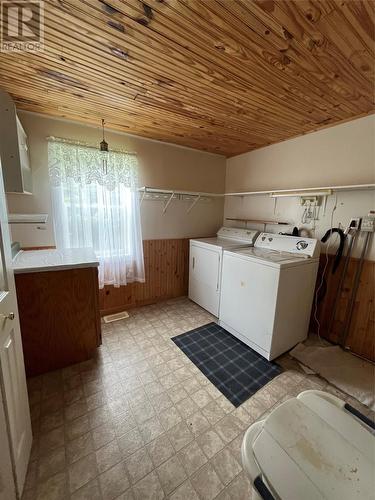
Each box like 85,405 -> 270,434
0,91 -> 32,194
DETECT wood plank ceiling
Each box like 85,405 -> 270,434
0,0 -> 374,156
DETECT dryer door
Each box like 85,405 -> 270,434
189,243 -> 221,316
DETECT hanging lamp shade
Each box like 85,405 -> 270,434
100,119 -> 109,173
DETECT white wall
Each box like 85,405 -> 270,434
225,191 -> 375,260
224,115 -> 375,260
7,111 -> 374,259
226,114 -> 375,193
7,112 -> 226,247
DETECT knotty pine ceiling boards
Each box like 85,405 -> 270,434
0,0 -> 374,156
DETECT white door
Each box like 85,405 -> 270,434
219,253 -> 278,353
0,388 -> 16,500
0,159 -> 32,498
188,244 -> 221,316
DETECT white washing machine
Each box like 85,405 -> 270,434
189,227 -> 259,316
219,232 -> 320,360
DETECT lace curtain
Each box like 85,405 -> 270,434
48,138 -> 145,288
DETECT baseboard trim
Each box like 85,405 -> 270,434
99,295 -> 187,316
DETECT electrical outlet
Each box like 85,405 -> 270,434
361,217 -> 375,232
349,217 -> 361,230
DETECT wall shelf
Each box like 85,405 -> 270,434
8,213 -> 48,224
226,218 -> 290,225
224,183 -> 375,197
139,183 -> 375,199
138,186 -> 223,214
138,186 -> 223,198
137,184 -> 375,215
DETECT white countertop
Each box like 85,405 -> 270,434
12,248 -> 99,274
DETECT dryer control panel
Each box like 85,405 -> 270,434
255,233 -> 320,258
217,227 -> 259,243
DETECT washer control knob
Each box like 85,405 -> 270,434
297,240 -> 308,250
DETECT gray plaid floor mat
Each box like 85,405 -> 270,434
172,322 -> 281,407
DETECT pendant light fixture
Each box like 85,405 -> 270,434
100,118 -> 109,174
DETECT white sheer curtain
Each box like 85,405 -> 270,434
48,138 -> 145,288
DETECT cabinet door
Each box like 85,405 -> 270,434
17,118 -> 32,193
189,245 -> 221,316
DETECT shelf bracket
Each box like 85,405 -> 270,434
322,195 -> 328,216
163,192 -> 175,214
140,188 -> 147,206
187,194 -> 201,213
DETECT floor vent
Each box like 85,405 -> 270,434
103,311 -> 129,323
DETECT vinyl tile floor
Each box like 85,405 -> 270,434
23,297 -> 374,500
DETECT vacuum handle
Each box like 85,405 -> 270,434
254,476 -> 276,500
344,403 -> 375,431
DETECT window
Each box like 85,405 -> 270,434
48,138 -> 145,288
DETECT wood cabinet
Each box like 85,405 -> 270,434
15,267 -> 101,376
0,91 -> 32,194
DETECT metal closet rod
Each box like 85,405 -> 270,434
138,186 -> 220,214
138,183 -> 375,198
138,187 -> 223,197
225,183 -> 375,196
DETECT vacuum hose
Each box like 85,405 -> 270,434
321,228 -> 346,274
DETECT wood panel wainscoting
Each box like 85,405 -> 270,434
99,238 -> 189,316
311,254 -> 374,362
